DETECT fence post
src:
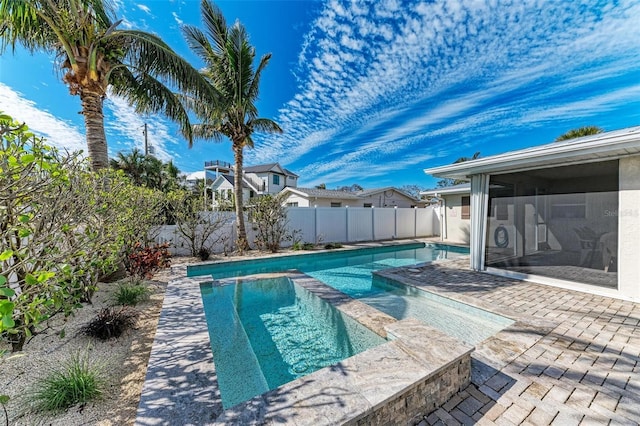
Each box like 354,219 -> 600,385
414,206 -> 418,238
394,206 -> 398,239
371,206 -> 375,241
345,205 -> 349,242
314,205 -> 318,244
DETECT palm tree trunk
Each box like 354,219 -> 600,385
233,144 -> 250,252
80,90 -> 109,171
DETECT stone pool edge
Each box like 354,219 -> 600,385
135,266 -> 475,425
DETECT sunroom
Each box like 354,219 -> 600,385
423,127 -> 640,301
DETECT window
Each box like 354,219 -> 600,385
286,202 -> 298,207
272,174 -> 280,185
363,203 -> 372,208
461,196 -> 470,219
330,202 -> 342,208
226,189 -> 233,199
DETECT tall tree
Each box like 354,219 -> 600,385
555,126 -> 604,141
0,0 -> 213,170
182,0 -> 282,252
110,148 -> 182,192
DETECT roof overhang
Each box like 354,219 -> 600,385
424,126 -> 640,180
421,184 -> 471,197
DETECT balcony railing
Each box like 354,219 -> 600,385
204,160 -> 233,170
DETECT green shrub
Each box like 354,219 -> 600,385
292,242 -> 316,251
81,307 -> 139,340
113,282 -> 149,306
31,353 -> 104,412
324,243 -> 343,250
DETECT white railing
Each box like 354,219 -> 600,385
154,207 -> 440,255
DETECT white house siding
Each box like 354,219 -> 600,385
359,192 -> 417,207
442,194 -> 471,244
285,194 -> 311,207
619,155 -> 640,300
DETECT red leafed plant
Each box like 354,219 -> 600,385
126,242 -> 171,279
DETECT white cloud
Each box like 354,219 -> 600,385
104,92 -> 182,163
250,0 -> 640,186
137,4 -> 151,15
172,12 -> 183,26
0,83 -> 86,153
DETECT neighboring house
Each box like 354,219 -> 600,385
423,126 -> 640,301
421,183 -> 471,244
243,163 -> 298,194
355,187 -> 426,208
205,161 -> 298,208
280,187 -> 361,207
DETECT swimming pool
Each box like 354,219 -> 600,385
188,242 -> 469,280
200,277 -> 385,409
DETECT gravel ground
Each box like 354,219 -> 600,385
0,277 -> 167,426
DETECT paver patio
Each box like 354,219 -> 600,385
379,258 -> 640,425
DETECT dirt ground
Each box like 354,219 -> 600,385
1,276 -> 167,426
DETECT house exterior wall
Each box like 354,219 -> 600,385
359,191 -> 417,207
441,194 -> 471,244
619,155 -> 640,300
284,193 -> 311,207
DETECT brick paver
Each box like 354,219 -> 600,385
380,258 -> 640,425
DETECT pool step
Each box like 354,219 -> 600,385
201,286 -> 269,409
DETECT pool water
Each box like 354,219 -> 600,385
187,242 -> 469,280
200,277 -> 385,409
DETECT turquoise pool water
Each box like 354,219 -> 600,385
200,277 -> 385,409
188,242 -> 469,279
193,243 -> 512,345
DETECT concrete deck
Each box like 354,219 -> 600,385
138,245 -> 640,425
378,258 -> 640,425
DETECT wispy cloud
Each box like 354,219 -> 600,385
136,4 -> 151,15
104,93 -> 180,163
248,0 -> 640,187
0,83 -> 86,153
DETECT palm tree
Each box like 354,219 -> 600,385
110,148 -> 146,186
182,0 -> 282,252
0,0 -> 214,170
110,148 -> 182,192
555,126 -> 604,142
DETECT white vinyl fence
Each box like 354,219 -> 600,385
154,207 -> 440,255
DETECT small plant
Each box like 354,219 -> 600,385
126,242 -> 171,279
198,247 -> 211,261
31,352 -> 104,412
81,307 -> 139,340
292,242 -> 315,251
113,282 -> 149,306
324,243 -> 343,250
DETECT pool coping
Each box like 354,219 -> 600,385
135,264 -> 476,425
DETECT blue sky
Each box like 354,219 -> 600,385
1,0 -> 639,190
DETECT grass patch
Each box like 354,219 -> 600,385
81,307 -> 139,340
113,282 -> 149,306
31,352 -> 104,412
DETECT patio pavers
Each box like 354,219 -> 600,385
378,258 -> 640,425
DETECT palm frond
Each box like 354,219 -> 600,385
247,53 -> 272,106
191,123 -> 225,142
181,24 -> 215,64
0,0 -> 56,52
110,68 -> 195,146
108,29 -> 218,104
249,118 -> 283,135
201,0 -> 227,54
